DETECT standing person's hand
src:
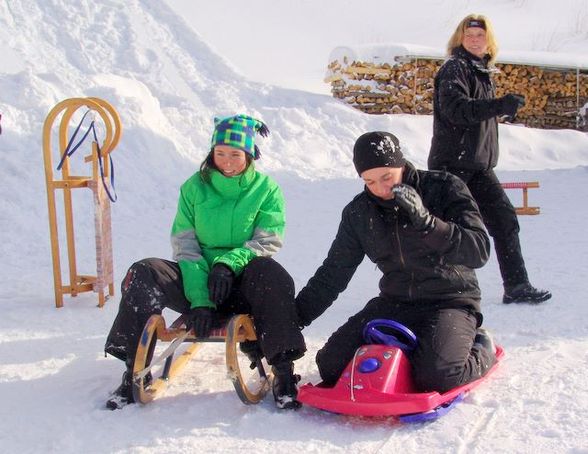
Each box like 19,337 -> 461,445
392,184 -> 435,231
207,264 -> 235,305
500,93 -> 526,120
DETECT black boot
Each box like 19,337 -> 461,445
106,370 -> 135,410
474,328 -> 496,355
271,361 -> 301,410
503,283 -> 552,304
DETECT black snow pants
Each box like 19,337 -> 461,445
446,168 -> 529,289
316,297 -> 496,393
105,257 -> 306,368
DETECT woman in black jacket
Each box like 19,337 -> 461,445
428,14 -> 550,305
296,131 -> 496,393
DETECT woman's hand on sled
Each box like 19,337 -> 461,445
208,264 -> 235,305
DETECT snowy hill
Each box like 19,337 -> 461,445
1,0 -> 588,453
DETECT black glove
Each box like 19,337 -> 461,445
500,93 -> 526,119
188,307 -> 214,338
207,264 -> 234,305
392,184 -> 435,231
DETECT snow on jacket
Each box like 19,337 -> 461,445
295,162 -> 490,326
428,45 -> 505,171
171,166 -> 285,309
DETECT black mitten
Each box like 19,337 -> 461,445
189,307 -> 214,338
207,264 -> 235,305
392,184 -> 435,231
500,93 -> 526,118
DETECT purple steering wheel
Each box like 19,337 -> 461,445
363,319 -> 418,352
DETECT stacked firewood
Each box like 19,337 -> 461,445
326,57 -> 588,130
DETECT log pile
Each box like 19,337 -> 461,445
326,56 -> 588,130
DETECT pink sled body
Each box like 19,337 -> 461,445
297,344 -> 504,419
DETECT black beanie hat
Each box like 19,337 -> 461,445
352,131 -> 405,175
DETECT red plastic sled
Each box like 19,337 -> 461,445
297,320 -> 504,422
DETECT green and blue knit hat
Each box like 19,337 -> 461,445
211,114 -> 270,160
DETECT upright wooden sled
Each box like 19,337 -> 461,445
42,97 -> 122,308
132,313 -> 271,405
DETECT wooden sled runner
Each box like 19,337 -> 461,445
132,313 -> 271,405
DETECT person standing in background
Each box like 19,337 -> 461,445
428,14 -> 551,305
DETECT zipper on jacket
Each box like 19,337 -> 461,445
394,218 -> 414,299
452,265 -> 466,290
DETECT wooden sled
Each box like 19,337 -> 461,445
131,313 -> 271,405
501,181 -> 540,215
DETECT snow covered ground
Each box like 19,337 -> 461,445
1,1 -> 587,453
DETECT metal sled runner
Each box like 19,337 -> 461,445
132,313 -> 271,405
297,319 -> 503,422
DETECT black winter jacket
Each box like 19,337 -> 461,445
296,162 -> 490,326
428,46 -> 506,171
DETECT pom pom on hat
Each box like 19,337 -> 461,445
352,131 -> 405,175
211,114 -> 270,159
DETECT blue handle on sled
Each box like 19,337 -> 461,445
363,319 -> 418,352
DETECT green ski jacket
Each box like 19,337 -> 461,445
171,166 -> 285,308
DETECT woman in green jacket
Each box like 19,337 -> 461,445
105,115 -> 305,410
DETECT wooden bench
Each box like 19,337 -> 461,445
501,181 -> 540,215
